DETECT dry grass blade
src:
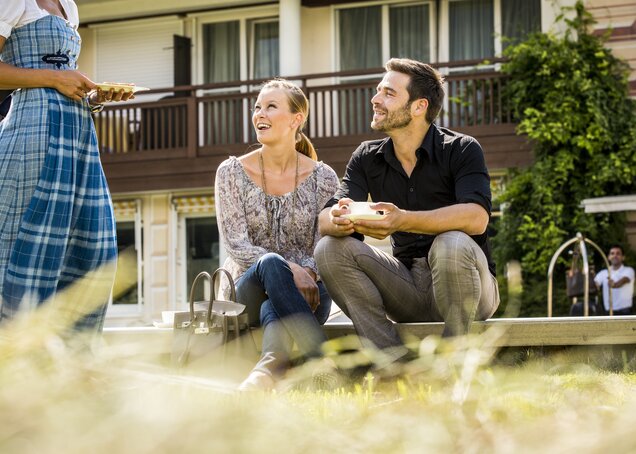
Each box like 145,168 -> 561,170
1,262 -> 636,453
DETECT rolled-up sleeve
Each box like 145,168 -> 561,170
0,0 -> 25,38
325,144 -> 369,208
452,137 -> 492,214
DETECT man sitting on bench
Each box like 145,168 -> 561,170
315,58 -> 500,361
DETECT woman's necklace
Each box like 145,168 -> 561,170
259,150 -> 300,234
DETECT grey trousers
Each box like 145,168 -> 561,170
315,231 -> 499,352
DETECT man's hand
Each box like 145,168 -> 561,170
289,262 -> 320,312
351,201 -> 403,240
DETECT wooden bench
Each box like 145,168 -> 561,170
102,315 -> 636,352
324,315 -> 636,347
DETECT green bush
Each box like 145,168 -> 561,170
493,1 -> 636,317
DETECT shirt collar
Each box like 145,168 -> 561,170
419,123 -> 436,160
375,123 -> 438,161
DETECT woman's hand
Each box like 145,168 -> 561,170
89,87 -> 135,104
289,262 -> 320,312
51,70 -> 96,101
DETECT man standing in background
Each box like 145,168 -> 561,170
594,245 -> 635,315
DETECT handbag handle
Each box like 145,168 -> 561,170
188,271 -> 213,321
187,268 -> 239,326
212,268 -> 236,302
208,268 -> 238,325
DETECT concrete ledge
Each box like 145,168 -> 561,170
104,316 -> 636,349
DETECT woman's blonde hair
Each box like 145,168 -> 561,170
260,78 -> 317,160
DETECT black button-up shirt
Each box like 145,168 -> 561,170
326,123 -> 495,276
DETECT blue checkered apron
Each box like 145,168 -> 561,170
0,15 -> 117,330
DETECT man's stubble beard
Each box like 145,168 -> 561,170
371,103 -> 413,132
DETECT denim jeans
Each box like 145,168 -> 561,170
235,253 -> 331,376
315,232 -> 499,356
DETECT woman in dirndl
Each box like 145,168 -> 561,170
0,0 -> 132,330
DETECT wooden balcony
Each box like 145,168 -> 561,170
95,59 -> 533,194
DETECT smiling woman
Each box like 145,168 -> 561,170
214,78 -> 339,391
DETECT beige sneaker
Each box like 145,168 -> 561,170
238,370 -> 275,392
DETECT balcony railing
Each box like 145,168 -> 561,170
94,58 -> 514,159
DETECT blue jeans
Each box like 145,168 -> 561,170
235,253 -> 331,376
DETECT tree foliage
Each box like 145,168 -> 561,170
493,1 -> 636,317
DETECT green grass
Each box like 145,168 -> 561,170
2,265 -> 635,453
2,320 -> 636,453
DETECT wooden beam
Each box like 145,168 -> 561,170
103,316 -> 636,350
325,316 -> 636,347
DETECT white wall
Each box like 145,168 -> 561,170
301,6 -> 333,75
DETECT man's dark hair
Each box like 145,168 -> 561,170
609,244 -> 624,254
385,58 -> 445,124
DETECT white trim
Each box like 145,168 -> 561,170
438,0 -> 449,62
381,5 -> 390,61
581,195 -> 636,214
108,199 -> 144,318
188,4 -> 278,23
279,0 -> 301,76
429,0 -> 438,62
87,15 -> 183,30
171,198 -> 219,308
169,200 -> 179,312
493,0 -> 502,57
239,17 -> 248,81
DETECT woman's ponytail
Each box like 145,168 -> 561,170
296,131 -> 317,161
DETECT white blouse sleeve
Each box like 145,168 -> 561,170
61,0 -> 79,27
0,0 -> 26,38
299,163 -> 340,273
215,159 -> 269,269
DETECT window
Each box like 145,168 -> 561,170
501,0 -> 541,49
185,217 -> 220,302
390,3 -> 430,62
199,16 -> 278,147
250,18 -> 279,79
201,17 -> 280,83
109,200 -> 143,317
339,6 -> 382,71
449,0 -> 494,61
338,2 -> 433,71
334,2 -> 433,135
202,20 -> 240,83
445,0 -> 541,62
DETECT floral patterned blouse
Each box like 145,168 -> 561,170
215,156 -> 339,295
